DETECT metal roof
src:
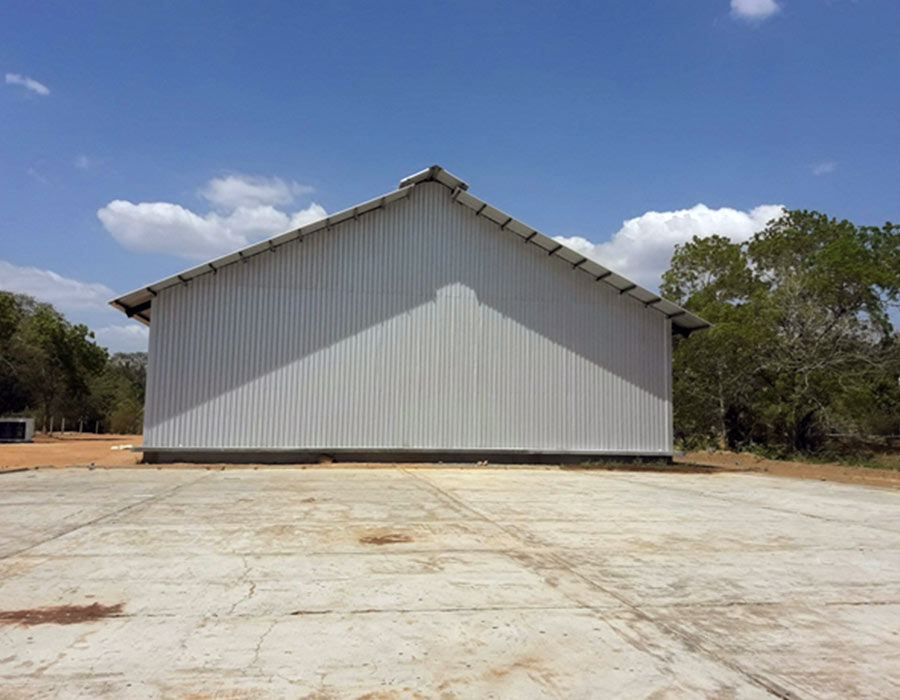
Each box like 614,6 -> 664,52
110,165 -> 709,335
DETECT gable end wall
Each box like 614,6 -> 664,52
143,182 -> 673,455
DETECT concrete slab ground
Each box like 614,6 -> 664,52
0,468 -> 898,699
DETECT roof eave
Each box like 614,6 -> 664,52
108,185 -> 414,320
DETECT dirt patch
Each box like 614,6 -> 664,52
0,433 -> 141,470
359,533 -> 413,545
678,450 -> 900,489
0,602 -> 124,626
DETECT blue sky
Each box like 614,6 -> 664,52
2,0 -> 898,351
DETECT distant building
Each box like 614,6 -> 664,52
112,166 -> 708,463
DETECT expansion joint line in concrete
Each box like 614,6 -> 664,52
398,469 -> 532,541
401,470 -> 798,700
0,472 -> 213,561
119,604 -> 587,621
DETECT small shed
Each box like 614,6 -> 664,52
111,166 -> 707,463
0,418 -> 35,443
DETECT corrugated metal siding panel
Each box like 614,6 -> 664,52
143,182 -> 672,453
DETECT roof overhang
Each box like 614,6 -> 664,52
109,165 -> 710,335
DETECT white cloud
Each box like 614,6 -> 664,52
98,195 -> 327,261
812,160 -> 837,176
94,324 -> 149,352
27,167 -> 49,184
98,173 -> 324,260
5,72 -> 50,95
200,174 -> 314,210
554,203 -> 785,289
74,155 -> 92,170
730,0 -> 780,21
0,260 -> 114,310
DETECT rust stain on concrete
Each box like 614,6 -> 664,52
0,602 -> 124,626
359,533 -> 413,545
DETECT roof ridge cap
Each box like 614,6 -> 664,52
398,165 -> 468,191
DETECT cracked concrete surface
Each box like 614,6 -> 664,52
0,467 -> 898,698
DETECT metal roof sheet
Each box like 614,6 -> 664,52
110,165 -> 709,334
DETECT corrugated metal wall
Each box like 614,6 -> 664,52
144,182 -> 673,453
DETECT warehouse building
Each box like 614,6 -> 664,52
111,166 -> 708,463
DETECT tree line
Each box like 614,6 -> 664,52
0,291 -> 146,434
664,209 -> 900,457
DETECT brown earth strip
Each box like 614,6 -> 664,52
4,434 -> 899,489
678,450 -> 900,489
0,433 -> 141,470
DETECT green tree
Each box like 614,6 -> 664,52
0,291 -> 146,433
664,211 -> 900,454
12,301 -> 108,426
91,352 -> 148,433
662,236 -> 772,448
0,293 -> 29,413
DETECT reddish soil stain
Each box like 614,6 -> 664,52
359,533 -> 413,545
0,602 -> 124,626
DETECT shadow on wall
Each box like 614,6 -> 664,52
144,183 -> 668,437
